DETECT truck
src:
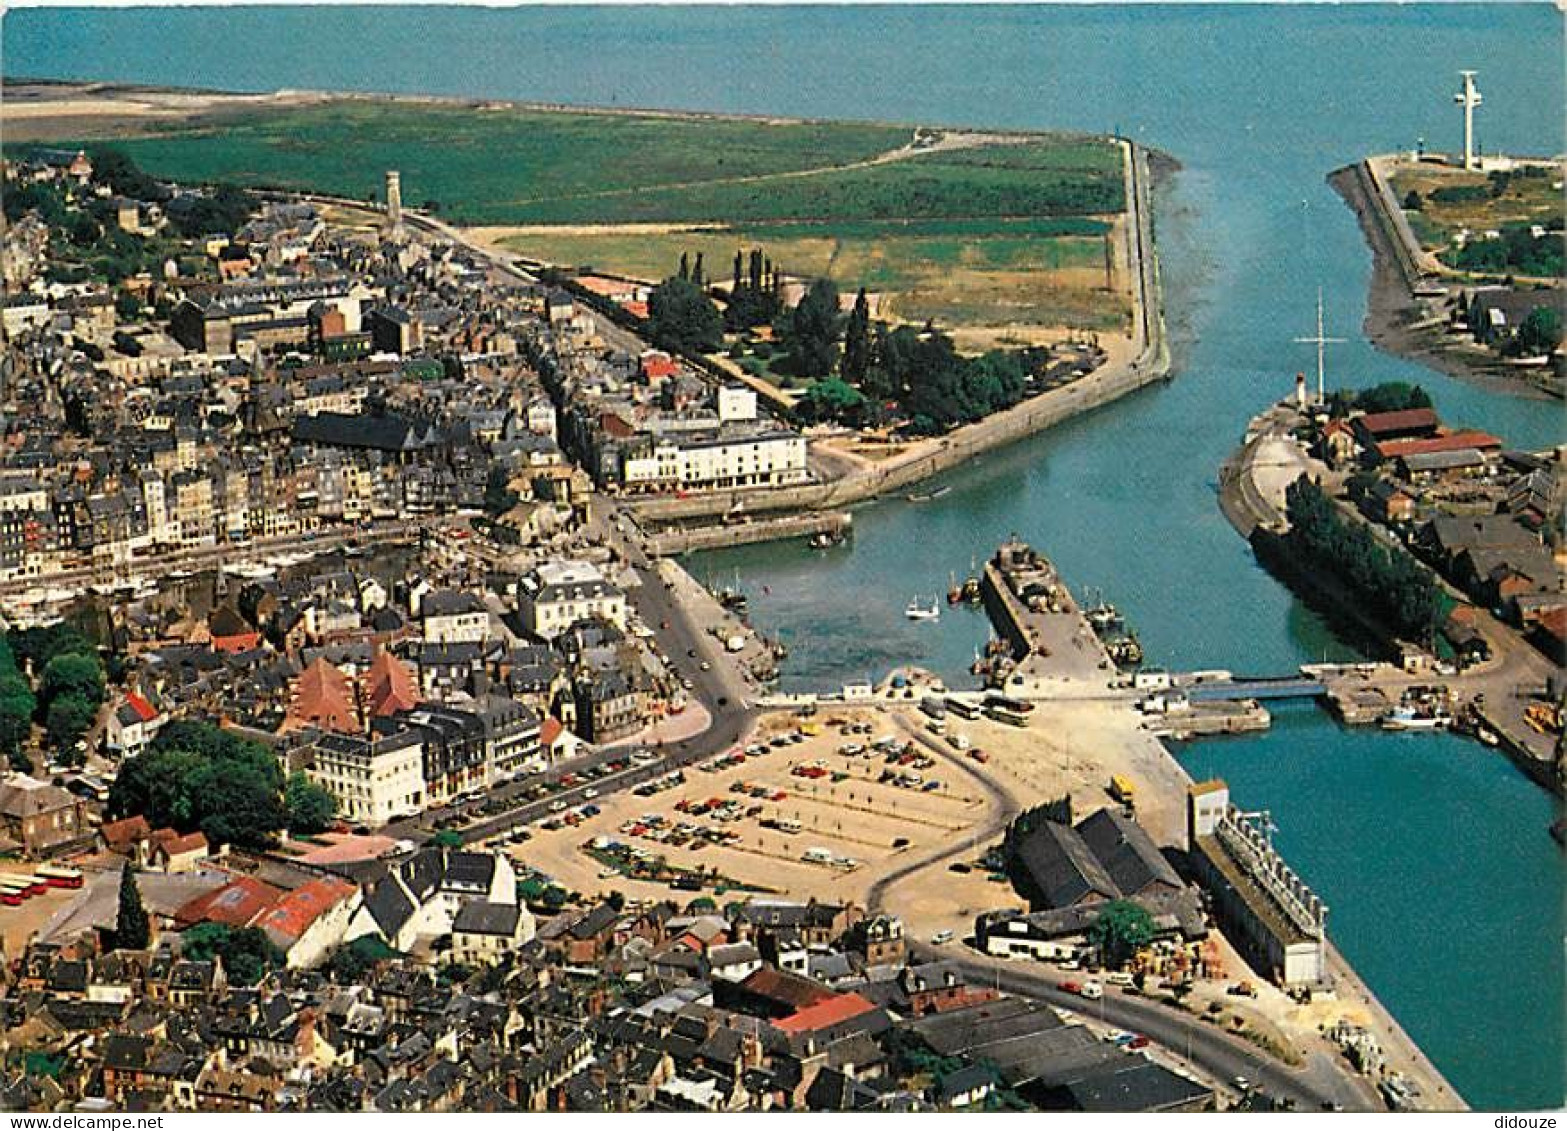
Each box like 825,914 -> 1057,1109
802,846 -> 835,864
1109,775 -> 1136,807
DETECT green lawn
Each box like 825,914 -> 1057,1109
38,97 -> 1130,336
53,99 -> 1121,226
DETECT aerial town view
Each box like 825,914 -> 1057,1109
0,3 -> 1560,1119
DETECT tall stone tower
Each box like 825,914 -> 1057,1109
385,169 -> 406,241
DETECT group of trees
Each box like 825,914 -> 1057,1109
1325,381 -> 1432,419
1284,477 -> 1446,644
646,275 -> 723,355
107,720 -> 335,850
6,623 -> 108,767
10,146 -> 257,284
181,922 -> 282,985
1443,224 -> 1564,281
726,248 -> 783,330
1508,305 -> 1562,358
0,638 -> 36,771
784,278 -> 1027,432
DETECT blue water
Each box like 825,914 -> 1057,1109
7,5 -> 1563,1109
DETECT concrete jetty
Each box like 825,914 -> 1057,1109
644,510 -> 850,556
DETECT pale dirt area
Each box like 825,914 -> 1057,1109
0,867 -> 82,955
496,707 -> 1005,910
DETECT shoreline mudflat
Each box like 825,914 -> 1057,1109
1327,163 -> 1558,402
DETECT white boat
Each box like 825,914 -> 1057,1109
905,596 -> 941,622
1381,706 -> 1450,732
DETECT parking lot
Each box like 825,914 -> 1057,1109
491,708 -> 1014,911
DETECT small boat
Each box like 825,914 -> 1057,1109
905,597 -> 940,622
1381,705 -> 1450,732
907,485 -> 952,503
1086,602 -> 1122,632
808,530 -> 843,550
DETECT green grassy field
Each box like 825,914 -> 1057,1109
42,97 -> 1131,337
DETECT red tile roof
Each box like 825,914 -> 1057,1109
540,717 -> 565,746
641,351 -> 680,380
174,876 -> 283,928
211,632 -> 261,655
124,692 -> 158,724
622,301 -> 650,320
287,657 -> 359,734
1355,408 -> 1439,437
1376,430 -> 1502,460
101,815 -> 151,851
254,877 -> 356,947
154,831 -> 209,858
774,991 -> 876,1035
365,647 -> 419,717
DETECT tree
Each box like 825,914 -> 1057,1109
107,722 -> 287,850
784,278 -> 843,379
482,464 -> 519,517
798,378 -> 867,426
180,923 -> 280,986
0,638 -> 36,760
647,276 -> 723,355
1086,899 -> 1157,967
87,147 -> 167,202
285,772 -> 337,834
40,653 -> 105,706
432,829 -> 463,849
1402,190 -> 1422,211
45,693 -> 96,754
327,936 -> 399,982
842,288 -> 872,385
1513,306 -> 1562,356
114,866 -> 150,951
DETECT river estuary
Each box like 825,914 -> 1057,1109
9,3 -> 1563,1108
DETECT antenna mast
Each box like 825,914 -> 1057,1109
1293,288 -> 1344,405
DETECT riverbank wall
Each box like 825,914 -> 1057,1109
1329,159 -> 1562,400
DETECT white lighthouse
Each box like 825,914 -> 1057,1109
1453,70 -> 1482,171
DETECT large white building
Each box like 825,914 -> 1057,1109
306,728 -> 425,826
622,427 -> 808,494
420,589 -> 490,645
518,560 -> 627,641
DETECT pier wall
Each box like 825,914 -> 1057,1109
647,511 -> 850,556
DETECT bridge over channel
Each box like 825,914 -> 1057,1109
1180,677 -> 1327,703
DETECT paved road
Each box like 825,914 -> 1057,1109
918,943 -> 1377,1113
